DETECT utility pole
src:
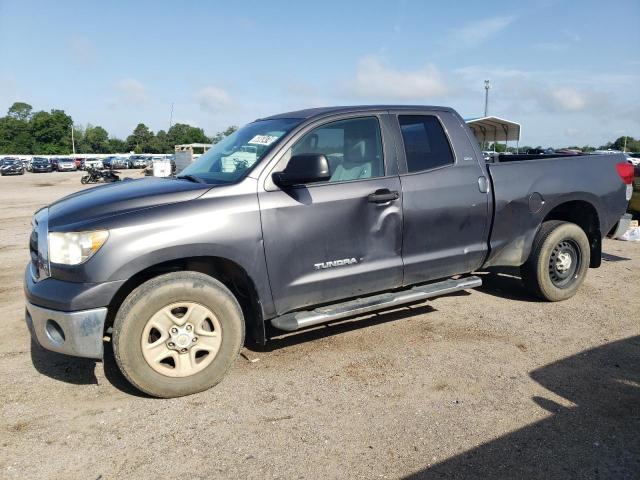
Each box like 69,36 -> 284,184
71,124 -> 76,156
169,102 -> 174,131
484,80 -> 491,117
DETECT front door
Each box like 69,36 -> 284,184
259,115 -> 404,314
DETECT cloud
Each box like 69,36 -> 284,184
535,30 -> 581,52
114,78 -> 149,105
548,87 -> 587,111
348,55 -> 448,100
68,34 -> 95,65
444,16 -> 514,49
196,86 -> 232,112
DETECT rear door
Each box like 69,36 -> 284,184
391,110 -> 491,285
259,113 -> 404,314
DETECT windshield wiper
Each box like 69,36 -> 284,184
176,174 -> 205,184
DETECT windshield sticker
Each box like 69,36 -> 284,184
248,135 -> 279,146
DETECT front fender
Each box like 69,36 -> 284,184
51,180 -> 277,319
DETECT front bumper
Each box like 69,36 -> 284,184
25,301 -> 107,359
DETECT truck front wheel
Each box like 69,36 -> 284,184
521,220 -> 590,301
112,271 -> 245,397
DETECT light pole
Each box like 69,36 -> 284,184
71,124 -> 76,156
484,80 -> 491,117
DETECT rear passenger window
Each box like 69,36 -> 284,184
398,115 -> 454,172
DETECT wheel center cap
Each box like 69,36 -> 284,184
556,252 -> 572,272
167,323 -> 197,352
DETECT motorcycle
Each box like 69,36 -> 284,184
81,166 -> 121,184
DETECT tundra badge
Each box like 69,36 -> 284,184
313,258 -> 358,270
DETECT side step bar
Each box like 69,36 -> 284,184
270,276 -> 482,332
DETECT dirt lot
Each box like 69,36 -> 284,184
0,171 -> 638,479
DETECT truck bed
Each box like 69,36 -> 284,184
483,152 -> 629,268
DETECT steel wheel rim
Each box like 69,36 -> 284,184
141,302 -> 223,378
548,239 -> 580,288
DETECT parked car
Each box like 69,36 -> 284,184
129,155 -> 148,168
0,158 -> 25,175
24,105 -> 632,398
526,148 -> 555,155
30,157 -> 52,173
623,153 -> 639,166
81,158 -> 104,170
56,158 -> 78,171
103,156 -> 129,169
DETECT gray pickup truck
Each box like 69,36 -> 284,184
24,105 -> 633,397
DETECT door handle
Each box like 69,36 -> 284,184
478,176 -> 489,193
368,189 -> 399,203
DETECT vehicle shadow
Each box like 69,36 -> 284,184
474,267 -> 539,303
29,338 -> 149,397
249,301 -> 444,352
30,338 -> 98,385
403,335 -> 640,479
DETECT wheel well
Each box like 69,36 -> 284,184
105,256 -> 265,344
543,200 -> 601,267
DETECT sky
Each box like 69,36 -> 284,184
0,0 -> 639,147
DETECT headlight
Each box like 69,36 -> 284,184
48,230 -> 109,265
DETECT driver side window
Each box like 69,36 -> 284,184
290,117 -> 384,183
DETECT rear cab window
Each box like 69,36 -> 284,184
398,115 -> 454,173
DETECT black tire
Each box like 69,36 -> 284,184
521,220 -> 590,301
80,175 -> 89,184
112,271 -> 245,398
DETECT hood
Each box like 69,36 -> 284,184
48,177 -> 211,228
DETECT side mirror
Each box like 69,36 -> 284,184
272,154 -> 331,187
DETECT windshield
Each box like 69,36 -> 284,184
179,118 -> 301,184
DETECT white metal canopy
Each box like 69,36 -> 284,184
465,116 -> 521,143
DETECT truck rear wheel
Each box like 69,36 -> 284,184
112,271 -> 245,398
521,220 -> 590,301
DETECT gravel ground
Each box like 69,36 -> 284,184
0,171 -> 638,479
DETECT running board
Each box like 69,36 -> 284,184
270,276 -> 482,332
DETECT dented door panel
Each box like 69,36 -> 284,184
259,177 -> 403,314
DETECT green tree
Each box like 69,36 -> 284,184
7,102 -> 33,121
611,136 -> 640,152
126,123 -> 155,153
167,123 -> 210,146
30,109 -> 73,154
211,125 -> 238,144
85,125 -> 110,153
106,137 -> 127,153
487,142 -> 507,153
72,124 -> 87,153
152,129 -> 171,153
0,116 -> 32,153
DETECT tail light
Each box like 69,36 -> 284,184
616,162 -> 634,185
